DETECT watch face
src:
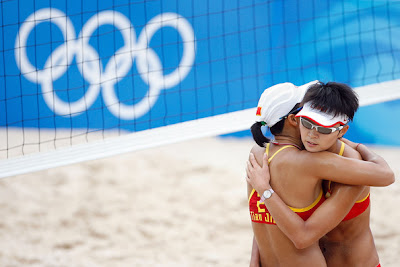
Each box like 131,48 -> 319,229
263,190 -> 272,199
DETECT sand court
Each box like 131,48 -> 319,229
0,137 -> 398,266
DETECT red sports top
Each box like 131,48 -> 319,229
248,144 -> 326,225
325,141 -> 370,221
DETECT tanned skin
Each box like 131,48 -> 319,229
246,115 -> 394,266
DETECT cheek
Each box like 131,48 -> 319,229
299,127 -> 308,140
300,128 -> 308,143
318,134 -> 338,147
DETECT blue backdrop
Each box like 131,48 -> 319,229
1,0 -> 400,145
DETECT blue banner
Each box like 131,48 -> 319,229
1,0 -> 400,145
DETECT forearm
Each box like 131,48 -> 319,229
264,184 -> 364,249
263,193 -> 311,249
356,144 -> 378,161
356,144 -> 395,185
332,140 -> 395,186
309,152 -> 395,187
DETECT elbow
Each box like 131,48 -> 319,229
382,170 -> 395,186
293,240 -> 308,250
292,235 -> 312,250
388,171 -> 395,186
373,168 -> 395,187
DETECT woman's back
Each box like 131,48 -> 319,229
252,223 -> 326,266
248,144 -> 326,266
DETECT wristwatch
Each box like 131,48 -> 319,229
260,188 -> 274,202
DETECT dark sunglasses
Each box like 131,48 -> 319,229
300,117 -> 344,134
279,106 -> 303,120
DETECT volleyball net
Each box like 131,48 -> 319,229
1,0 -> 400,178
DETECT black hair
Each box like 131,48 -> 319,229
301,82 -> 359,121
251,103 -> 301,147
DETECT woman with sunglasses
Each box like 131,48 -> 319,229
246,81 -> 394,266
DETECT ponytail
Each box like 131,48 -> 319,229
251,122 -> 270,147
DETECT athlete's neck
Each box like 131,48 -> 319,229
272,135 -> 304,150
326,139 -> 342,154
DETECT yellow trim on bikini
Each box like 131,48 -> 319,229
355,192 -> 370,203
327,141 -> 346,190
266,143 -> 323,211
248,143 -> 295,202
288,189 -> 323,212
266,144 -> 295,164
249,143 -> 323,211
248,187 -> 324,212
248,188 -> 256,203
250,141 -> 353,211
339,140 -> 345,156
328,141 -> 370,203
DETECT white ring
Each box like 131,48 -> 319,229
15,8 -> 196,119
15,8 -> 76,83
136,12 -> 196,89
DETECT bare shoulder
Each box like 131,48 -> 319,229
297,149 -> 343,162
272,148 -> 312,175
250,144 -> 265,165
286,149 -> 323,167
287,149 -> 340,177
342,142 -> 362,160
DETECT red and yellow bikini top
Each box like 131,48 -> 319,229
325,141 -> 370,221
248,143 -> 326,225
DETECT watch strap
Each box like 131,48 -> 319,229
260,188 -> 274,202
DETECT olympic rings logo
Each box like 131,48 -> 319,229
15,8 -> 196,119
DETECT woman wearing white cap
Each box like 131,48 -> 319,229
246,82 -> 393,266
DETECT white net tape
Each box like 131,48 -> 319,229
0,79 -> 399,179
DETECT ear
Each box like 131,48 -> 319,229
287,114 -> 298,127
337,125 -> 349,138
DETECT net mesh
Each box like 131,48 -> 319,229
1,0 -> 400,177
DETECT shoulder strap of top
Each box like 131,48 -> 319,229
339,140 -> 345,156
327,141 -> 346,193
265,143 -> 270,157
268,145 -> 295,164
327,180 -> 332,193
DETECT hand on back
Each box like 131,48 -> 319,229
246,152 -> 271,195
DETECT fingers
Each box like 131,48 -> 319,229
248,153 -> 257,167
246,162 -> 251,177
249,152 -> 266,169
245,165 -> 252,184
341,137 -> 349,143
341,137 -> 354,145
340,137 -> 358,149
341,138 -> 349,145
246,175 -> 251,184
246,152 -> 269,176
247,160 -> 253,172
263,153 -> 268,165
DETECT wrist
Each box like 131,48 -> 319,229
260,188 -> 274,202
257,185 -> 272,196
355,143 -> 361,151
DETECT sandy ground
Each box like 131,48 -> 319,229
0,137 -> 398,266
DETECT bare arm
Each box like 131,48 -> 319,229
299,144 -> 394,187
261,184 -> 362,249
246,154 -> 364,249
341,137 -> 389,164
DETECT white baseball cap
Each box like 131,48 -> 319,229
295,102 -> 349,127
255,80 -> 319,127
